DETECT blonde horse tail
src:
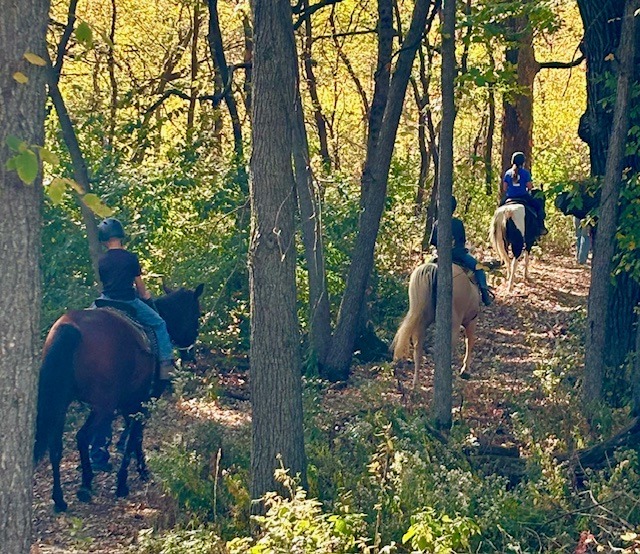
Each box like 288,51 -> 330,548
489,207 -> 512,266
392,263 -> 436,361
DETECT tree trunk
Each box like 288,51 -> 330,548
321,0 -> 435,380
0,0 -> 48,550
432,0 -> 456,430
301,0 -> 332,171
187,0 -> 202,142
582,0 -> 638,407
500,16 -> 538,174
107,0 -> 117,149
249,0 -> 306,500
292,93 -> 332,364
46,55 -> 102,284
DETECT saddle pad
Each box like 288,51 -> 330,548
89,306 -> 155,355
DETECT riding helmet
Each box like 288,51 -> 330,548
511,151 -> 526,167
97,218 -> 125,242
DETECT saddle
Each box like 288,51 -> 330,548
430,257 -> 477,284
91,299 -> 158,357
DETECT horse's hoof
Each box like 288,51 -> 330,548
460,371 -> 471,380
53,500 -> 68,513
77,487 -> 92,503
116,484 -> 129,498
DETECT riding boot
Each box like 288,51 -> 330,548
480,288 -> 493,306
154,360 -> 176,397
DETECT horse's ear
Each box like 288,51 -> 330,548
194,283 -> 204,298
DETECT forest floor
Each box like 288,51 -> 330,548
30,252 -> 591,553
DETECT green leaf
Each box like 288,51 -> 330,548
5,157 -> 17,170
81,193 -> 113,217
6,135 -> 23,151
75,22 -> 94,48
38,147 -> 59,165
15,149 -> 39,184
47,178 -> 68,205
24,52 -> 47,66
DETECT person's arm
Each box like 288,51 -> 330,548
134,276 -> 152,300
525,169 -> 533,191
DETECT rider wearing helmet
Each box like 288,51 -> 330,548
501,151 -> 547,235
97,217 -> 175,379
429,197 -> 493,306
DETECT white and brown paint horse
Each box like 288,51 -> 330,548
392,262 -> 480,388
489,202 -> 541,291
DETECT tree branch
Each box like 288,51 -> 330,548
539,54 -> 585,69
293,0 -> 343,30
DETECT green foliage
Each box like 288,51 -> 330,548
402,508 -> 480,554
136,526 -> 226,554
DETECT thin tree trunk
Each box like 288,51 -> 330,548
47,52 -> 102,284
187,0 -> 202,142
206,0 -> 247,191
322,0 -> 435,380
582,0 -> 638,407
485,82 -> 495,195
292,93 -> 332,363
432,0 -> 456,430
107,0 -> 118,149
242,15 -> 253,116
249,0 -> 306,500
302,0 -> 331,171
0,0 -> 48,550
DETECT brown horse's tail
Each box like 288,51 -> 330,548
34,323 -> 81,463
391,263 -> 437,361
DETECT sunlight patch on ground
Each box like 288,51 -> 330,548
177,397 -> 251,428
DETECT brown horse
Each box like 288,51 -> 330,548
34,285 -> 203,512
392,263 -> 480,388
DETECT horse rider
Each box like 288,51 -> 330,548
430,196 -> 493,306
90,217 -> 175,470
501,151 -> 548,236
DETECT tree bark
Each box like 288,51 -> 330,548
249,0 -> 306,500
500,16 -> 537,173
582,0 -> 638,406
432,0 -> 456,430
0,0 -> 48,550
322,0 -> 435,380
187,0 -> 202,142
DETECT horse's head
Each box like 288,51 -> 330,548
156,284 -> 204,357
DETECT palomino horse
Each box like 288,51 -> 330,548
489,202 -> 540,291
34,284 -> 203,512
392,263 -> 480,388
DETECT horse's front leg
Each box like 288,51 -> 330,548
75,412 -> 99,503
124,413 -> 150,482
117,413 -> 143,497
460,319 -> 477,378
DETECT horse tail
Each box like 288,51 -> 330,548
490,205 -> 526,263
34,323 -> 81,462
392,263 -> 437,361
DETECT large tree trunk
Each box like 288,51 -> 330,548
577,0 -> 640,406
582,0 -> 638,406
432,0 -> 456,430
321,0 -> 435,380
500,16 -> 537,174
249,0 -> 306,500
0,0 -> 48,550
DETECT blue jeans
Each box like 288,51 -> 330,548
101,295 -> 174,363
455,252 -> 488,290
575,217 -> 591,265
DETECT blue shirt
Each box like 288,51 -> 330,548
503,167 -> 532,198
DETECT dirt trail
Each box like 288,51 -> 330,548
31,254 -> 590,553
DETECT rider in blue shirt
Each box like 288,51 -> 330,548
430,196 -> 493,306
501,151 -> 547,235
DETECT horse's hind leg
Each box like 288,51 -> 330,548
49,415 -> 68,512
524,251 -> 530,282
460,319 -> 477,378
412,328 -> 426,390
507,257 -> 518,291
76,410 -> 112,502
123,413 -> 149,481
